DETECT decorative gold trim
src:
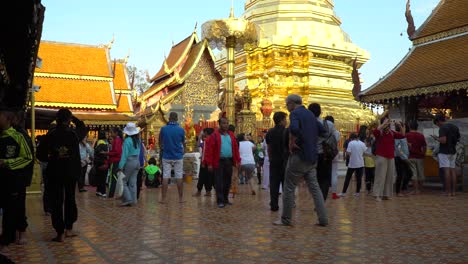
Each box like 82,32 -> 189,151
360,80 -> 468,103
413,25 -> 468,45
81,120 -> 134,125
35,102 -> 117,110
34,72 -> 113,81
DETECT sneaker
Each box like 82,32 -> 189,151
273,220 -> 291,226
338,193 -> 346,198
354,193 -> 360,197
332,193 -> 339,199
218,203 -> 225,208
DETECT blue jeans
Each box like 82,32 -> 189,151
122,156 -> 140,204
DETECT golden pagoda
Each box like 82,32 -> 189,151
216,0 -> 375,132
33,40 -> 136,130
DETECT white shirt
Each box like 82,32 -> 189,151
239,141 -> 256,165
346,140 -> 367,168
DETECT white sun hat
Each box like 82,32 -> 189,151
123,122 -> 140,136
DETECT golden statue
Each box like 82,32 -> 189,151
183,105 -> 197,153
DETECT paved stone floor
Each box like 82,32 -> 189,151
1,179 -> 467,264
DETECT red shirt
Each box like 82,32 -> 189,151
406,131 -> 427,159
373,129 -> 405,159
108,136 -> 123,164
204,130 -> 241,168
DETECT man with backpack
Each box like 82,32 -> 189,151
308,103 -> 338,201
433,114 -> 460,196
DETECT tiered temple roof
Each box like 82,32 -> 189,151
34,41 -> 135,128
360,0 -> 468,103
140,32 -> 222,113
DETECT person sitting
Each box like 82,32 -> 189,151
144,157 -> 161,188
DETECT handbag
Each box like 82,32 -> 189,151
115,171 -> 125,198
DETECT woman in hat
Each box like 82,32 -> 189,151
118,123 -> 141,206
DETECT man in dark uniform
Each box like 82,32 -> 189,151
37,108 -> 85,242
0,107 -> 33,249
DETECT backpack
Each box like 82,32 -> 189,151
455,141 -> 465,167
322,121 -> 339,160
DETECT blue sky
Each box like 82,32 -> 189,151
40,0 -> 439,89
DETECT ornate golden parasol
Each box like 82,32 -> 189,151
202,6 -> 259,124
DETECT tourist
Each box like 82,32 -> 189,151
433,114 -> 460,196
238,133 -> 257,195
339,133 -> 367,197
204,117 -> 241,208
107,127 -> 123,198
144,157 -> 161,188
394,123 -> 411,197
266,111 -> 287,211
406,120 -> 427,194
0,107 -> 33,249
228,124 -> 240,197
308,103 -> 337,201
373,117 -> 405,202
254,134 -> 265,185
324,115 -> 341,200
363,137 -> 376,194
37,108 -> 84,242
274,94 -> 327,226
118,123 -> 141,206
78,132 -> 93,193
93,130 -> 109,198
194,128 -> 215,196
136,138 -> 147,200
159,112 -> 185,203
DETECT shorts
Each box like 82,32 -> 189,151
162,159 -> 184,179
240,164 -> 256,179
408,159 -> 425,181
438,153 -> 456,169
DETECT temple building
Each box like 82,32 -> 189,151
359,0 -> 468,181
359,0 -> 468,122
137,31 -> 222,134
215,0 -> 375,133
33,40 -> 136,130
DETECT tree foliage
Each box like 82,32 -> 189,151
126,65 -> 150,95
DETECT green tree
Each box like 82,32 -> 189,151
126,65 -> 151,95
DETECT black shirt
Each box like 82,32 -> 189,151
439,123 -> 460,155
266,125 -> 287,163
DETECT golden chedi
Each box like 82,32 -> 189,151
216,0 -> 375,132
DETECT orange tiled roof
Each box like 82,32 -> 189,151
116,94 -> 133,113
150,34 -> 196,82
360,34 -> 468,102
34,77 -> 115,109
412,0 -> 468,40
113,62 -> 130,91
36,41 -> 112,78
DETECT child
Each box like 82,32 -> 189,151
364,137 -> 376,194
144,157 -> 161,188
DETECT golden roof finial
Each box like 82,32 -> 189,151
163,52 -> 170,73
123,49 -> 130,64
229,0 -> 235,18
105,34 -> 115,49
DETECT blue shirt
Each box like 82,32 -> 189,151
119,137 -> 141,169
220,133 -> 233,158
289,105 -> 322,163
160,122 -> 185,160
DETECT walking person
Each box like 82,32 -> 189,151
118,123 -> 141,206
93,130 -> 109,198
324,116 -> 341,200
78,132 -> 93,193
364,137 -> 376,194
266,111 -> 288,211
373,117 -> 405,202
238,133 -> 257,195
433,114 -> 460,196
194,128 -> 215,196
36,108 -> 85,242
309,103 -> 337,201
0,107 -> 33,249
204,117 -> 241,208
274,94 -> 327,226
338,133 -> 367,197
406,120 -> 427,194
159,112 -> 185,203
107,127 -> 123,198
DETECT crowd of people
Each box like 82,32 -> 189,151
0,94 -> 463,250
